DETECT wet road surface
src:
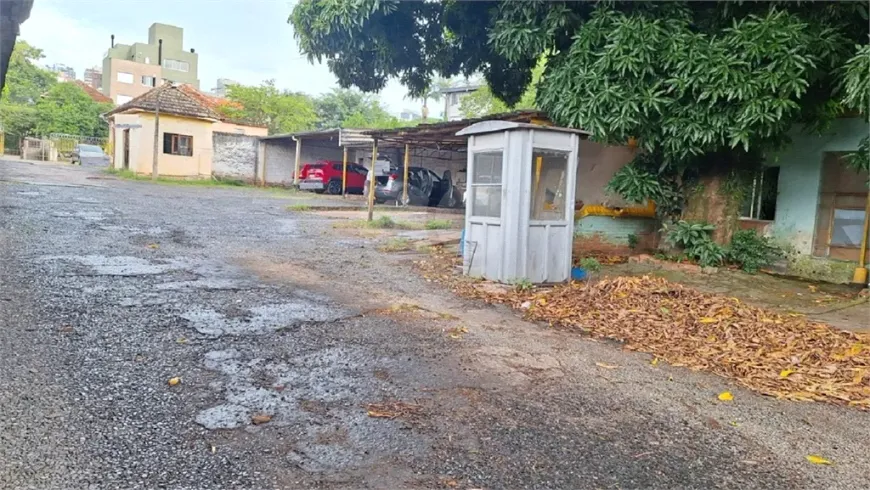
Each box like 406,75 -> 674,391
2,160 -> 869,489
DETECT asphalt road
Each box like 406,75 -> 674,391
1,160 -> 869,490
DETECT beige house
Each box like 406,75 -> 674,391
105,84 -> 266,178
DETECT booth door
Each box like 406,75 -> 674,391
526,148 -> 576,283
465,151 -> 504,279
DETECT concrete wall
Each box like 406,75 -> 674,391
771,118 -> 868,255
213,132 -> 259,181
574,215 -> 658,253
575,140 -> 637,206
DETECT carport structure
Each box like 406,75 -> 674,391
257,128 -> 391,192
361,110 -> 549,220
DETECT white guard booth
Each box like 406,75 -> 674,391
457,121 -> 586,283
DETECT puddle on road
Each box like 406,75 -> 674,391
38,254 -> 187,276
51,210 -> 111,221
181,298 -> 348,336
196,346 -> 429,471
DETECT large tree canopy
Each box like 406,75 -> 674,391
292,0 -> 868,240
313,87 -> 401,129
221,80 -> 318,134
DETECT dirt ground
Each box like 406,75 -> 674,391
601,261 -> 869,333
2,159 -> 869,489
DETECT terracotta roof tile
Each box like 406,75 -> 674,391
105,83 -> 222,120
72,80 -> 112,104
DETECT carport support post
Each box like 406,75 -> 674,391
402,143 -> 410,205
367,138 -> 378,222
292,136 -> 302,187
341,146 -> 348,197
152,92 -> 160,180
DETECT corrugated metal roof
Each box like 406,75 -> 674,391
259,128 -> 375,148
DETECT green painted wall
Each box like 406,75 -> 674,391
771,118 -> 867,255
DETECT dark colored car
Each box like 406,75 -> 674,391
298,160 -> 368,194
71,144 -> 109,167
364,166 -> 460,207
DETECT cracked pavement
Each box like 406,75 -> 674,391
1,160 -> 869,489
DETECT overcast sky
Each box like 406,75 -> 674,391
20,0 -> 424,116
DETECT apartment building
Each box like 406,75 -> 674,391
83,67 -> 102,91
211,78 -> 238,97
102,23 -> 199,105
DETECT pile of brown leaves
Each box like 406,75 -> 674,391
414,251 -> 870,408
366,401 -> 424,419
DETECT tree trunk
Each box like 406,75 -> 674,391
682,165 -> 741,245
421,97 -> 429,122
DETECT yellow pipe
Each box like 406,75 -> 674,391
852,189 -> 870,284
341,146 -> 348,197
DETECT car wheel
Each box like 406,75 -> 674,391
327,179 -> 342,195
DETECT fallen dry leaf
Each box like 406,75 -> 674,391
146,243 -> 159,249
595,362 -> 620,369
414,250 -> 870,409
718,391 -> 734,401
167,377 -> 181,386
251,414 -> 272,425
780,369 -> 795,378
806,455 -> 832,465
365,400 -> 423,420
176,337 -> 188,344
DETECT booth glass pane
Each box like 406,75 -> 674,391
471,186 -> 502,218
530,148 -> 569,220
473,151 -> 503,184
831,209 -> 865,247
470,151 -> 503,218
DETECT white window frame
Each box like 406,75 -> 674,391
116,72 -> 134,84
162,59 -> 190,72
469,151 -> 504,218
141,75 -> 155,87
116,94 -> 133,105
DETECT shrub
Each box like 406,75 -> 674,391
368,216 -> 396,229
727,230 -> 783,273
627,233 -> 639,250
665,220 -> 725,268
579,257 -> 602,272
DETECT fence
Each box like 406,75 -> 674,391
48,133 -> 109,159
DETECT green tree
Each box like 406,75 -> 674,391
314,88 -> 399,129
34,83 -> 112,137
221,80 -> 317,134
291,1 -> 868,242
459,59 -> 543,118
1,40 -> 55,105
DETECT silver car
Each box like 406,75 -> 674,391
71,144 -> 110,167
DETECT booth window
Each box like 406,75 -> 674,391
530,148 -> 569,220
470,151 -> 503,218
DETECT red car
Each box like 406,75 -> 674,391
298,160 -> 368,195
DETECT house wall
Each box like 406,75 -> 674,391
771,118 -> 868,255
574,215 -> 658,253
110,113 -> 144,170
213,132 -> 259,181
119,113 -> 214,177
574,140 -> 637,206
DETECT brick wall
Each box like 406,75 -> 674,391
212,132 -> 259,181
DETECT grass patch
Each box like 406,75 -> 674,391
333,216 -> 423,230
424,219 -> 454,230
380,237 -> 413,252
286,204 -> 312,212
105,168 -> 246,187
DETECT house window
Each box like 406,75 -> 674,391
142,75 -> 156,87
162,59 -> 190,72
830,209 -> 866,247
163,133 -> 193,157
116,72 -> 134,84
470,151 -> 503,218
116,94 -> 133,105
740,166 -> 779,220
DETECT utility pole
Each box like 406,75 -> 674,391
152,90 -> 160,180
